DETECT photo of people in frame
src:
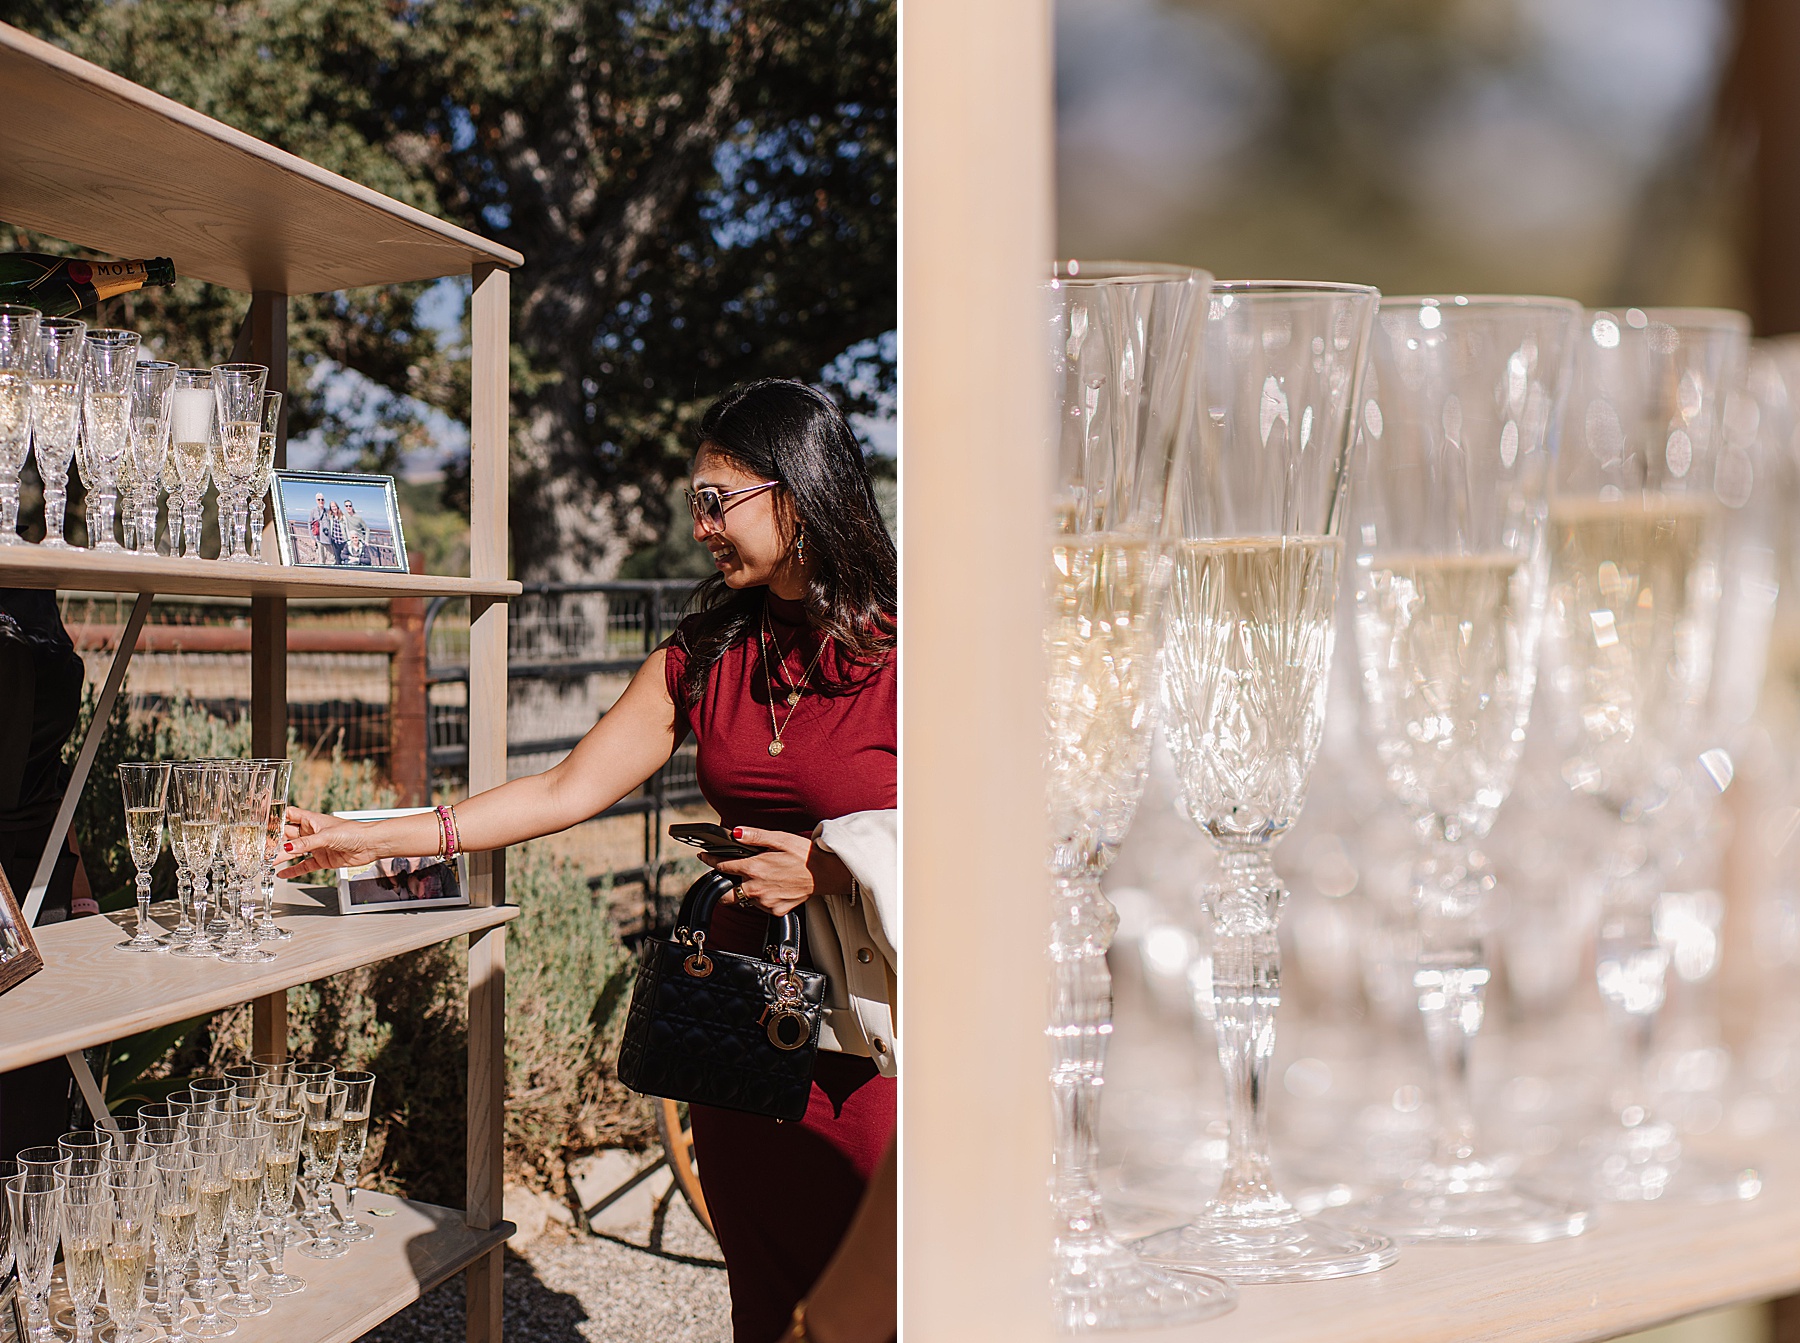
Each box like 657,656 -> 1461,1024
0,864 -> 45,996
272,471 -> 409,572
330,808 -> 470,914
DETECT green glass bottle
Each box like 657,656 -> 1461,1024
0,253 -> 176,317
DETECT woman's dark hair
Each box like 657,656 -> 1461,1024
676,379 -> 896,705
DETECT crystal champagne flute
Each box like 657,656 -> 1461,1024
254,759 -> 295,943
260,1102 -> 307,1295
117,762 -> 171,953
152,1150 -> 199,1333
246,390 -> 279,561
169,370 -> 214,559
297,1077 -> 349,1260
1041,262 -> 1235,1332
1136,280 -> 1395,1283
335,1070 -> 377,1241
104,1168 -> 156,1343
129,360 -> 178,556
171,762 -> 225,958
185,1128 -> 236,1339
1545,308 -> 1751,1203
7,1167 -> 64,1343
218,761 -> 276,964
210,363 -> 268,563
0,304 -> 38,544
220,1114 -> 273,1318
29,315 -> 85,549
59,1160 -> 108,1343
160,449 -> 182,556
1347,295 -> 1590,1240
79,327 -> 140,551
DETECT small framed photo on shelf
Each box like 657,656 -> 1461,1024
331,808 -> 470,914
0,863 -> 45,997
271,470 -> 409,572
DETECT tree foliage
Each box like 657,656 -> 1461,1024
2,0 -> 896,579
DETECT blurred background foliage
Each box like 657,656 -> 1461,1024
0,0 -> 896,581
1056,0 -> 1798,329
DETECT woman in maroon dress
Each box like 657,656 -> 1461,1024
280,379 -> 896,1343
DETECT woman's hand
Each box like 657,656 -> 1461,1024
278,806 -> 385,879
700,826 -> 852,918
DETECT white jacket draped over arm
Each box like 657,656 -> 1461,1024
806,808 -> 898,1077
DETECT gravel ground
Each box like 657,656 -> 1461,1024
359,1189 -> 732,1343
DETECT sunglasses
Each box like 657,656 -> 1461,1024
686,479 -> 780,534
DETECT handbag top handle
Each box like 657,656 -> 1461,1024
672,869 -> 803,960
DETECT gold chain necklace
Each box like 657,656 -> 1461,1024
759,608 -> 828,757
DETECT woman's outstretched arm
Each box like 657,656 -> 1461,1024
280,649 -> 679,875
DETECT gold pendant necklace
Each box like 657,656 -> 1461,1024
760,607 -> 827,758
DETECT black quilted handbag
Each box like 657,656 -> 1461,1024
616,871 -> 827,1122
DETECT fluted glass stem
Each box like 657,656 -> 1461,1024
1048,871 -> 1115,1236
1206,847 -> 1287,1221
181,488 -> 205,558
90,483 -> 121,551
0,477 -> 21,543
1413,843 -> 1490,1172
41,479 -> 69,547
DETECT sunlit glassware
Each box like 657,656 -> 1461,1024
29,315 -> 85,549
117,762 -> 171,953
209,362 -> 268,563
245,389 -> 280,561
78,327 -> 141,551
1544,307 -> 1758,1204
1134,280 -> 1396,1284
1041,260 -> 1234,1333
0,304 -> 39,545
7,1166 -> 65,1343
170,762 -> 226,959
169,370 -> 214,559
1346,295 -> 1590,1241
128,360 -> 178,556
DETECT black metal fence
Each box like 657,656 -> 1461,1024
423,580 -> 706,915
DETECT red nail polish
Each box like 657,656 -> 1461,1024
283,843 -> 294,852
732,828 -> 743,840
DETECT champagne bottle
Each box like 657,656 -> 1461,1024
0,253 -> 176,317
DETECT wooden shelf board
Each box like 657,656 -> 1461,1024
0,22 -> 521,293
1104,1146 -> 1800,1343
0,545 -> 518,600
42,1191 -> 508,1343
0,885 -> 518,1072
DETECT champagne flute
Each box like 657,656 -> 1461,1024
1347,295 -> 1590,1240
1545,307 -> 1751,1202
7,1167 -> 64,1343
218,761 -> 276,964
152,1151 -> 199,1336
59,1160 -> 108,1343
220,1115 -> 272,1318
169,370 -> 214,560
129,360 -> 178,556
171,762 -> 225,958
117,762 -> 171,953
0,304 -> 38,545
335,1070 -> 376,1242
104,1168 -> 156,1343
246,391 -> 279,561
1136,280 -> 1396,1283
80,327 -> 140,551
254,759 -> 295,943
185,1130 -> 236,1339
297,1077 -> 348,1260
210,363 -> 267,564
260,1106 -> 306,1295
29,315 -> 85,549
1041,262 -> 1234,1332
160,449 -> 182,556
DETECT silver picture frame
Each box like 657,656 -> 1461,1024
271,470 -> 410,573
330,808 -> 471,914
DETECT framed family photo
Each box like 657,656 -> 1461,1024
0,864 -> 45,997
272,470 -> 409,572
331,808 -> 471,914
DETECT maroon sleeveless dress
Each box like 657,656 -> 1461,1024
663,591 -> 896,1343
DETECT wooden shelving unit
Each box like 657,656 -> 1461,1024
0,19 -> 519,1341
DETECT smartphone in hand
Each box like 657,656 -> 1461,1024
668,822 -> 762,860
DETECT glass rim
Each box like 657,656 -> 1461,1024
1583,305 -> 1750,334
1051,258 -> 1212,287
1209,278 -> 1380,299
1383,293 -> 1583,313
0,303 -> 40,320
84,327 -> 140,344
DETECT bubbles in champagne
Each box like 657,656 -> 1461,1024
1355,552 -> 1542,841
1544,495 -> 1718,809
1045,534 -> 1171,867
1163,536 -> 1341,845
82,389 -> 131,466
125,806 -> 164,869
0,370 -> 30,472
30,378 -> 79,473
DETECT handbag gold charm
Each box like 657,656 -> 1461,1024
760,950 -> 811,1050
683,931 -> 713,978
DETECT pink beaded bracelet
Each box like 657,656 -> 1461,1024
435,804 -> 459,860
